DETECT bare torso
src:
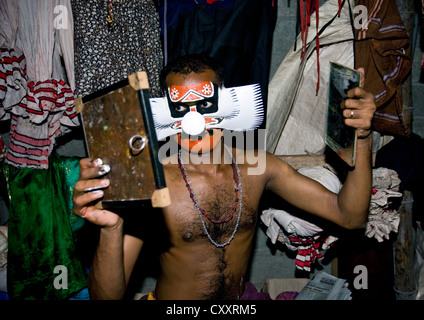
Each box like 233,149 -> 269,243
154,148 -> 266,299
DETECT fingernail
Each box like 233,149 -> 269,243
84,186 -> 104,192
84,178 -> 109,192
98,164 -> 110,176
92,158 -> 103,167
92,190 -> 104,197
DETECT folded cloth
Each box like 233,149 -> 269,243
365,167 -> 402,242
261,208 -> 323,246
275,291 -> 299,300
289,235 -> 323,271
240,282 -> 271,300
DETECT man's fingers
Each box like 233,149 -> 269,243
345,86 -> 374,101
72,157 -> 121,228
78,158 -> 111,180
73,203 -> 121,228
73,177 -> 110,194
357,67 -> 365,88
72,184 -> 104,212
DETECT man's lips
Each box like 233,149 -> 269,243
172,117 -> 222,131
176,129 -> 217,152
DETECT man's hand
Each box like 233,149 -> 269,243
72,158 -> 121,228
340,67 -> 376,139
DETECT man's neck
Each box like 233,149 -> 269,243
178,142 -> 233,174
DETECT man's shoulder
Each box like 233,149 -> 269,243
230,147 -> 284,177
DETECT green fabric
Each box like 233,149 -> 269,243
60,155 -> 86,235
5,153 -> 87,300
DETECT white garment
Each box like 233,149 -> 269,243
0,46 -> 28,118
261,208 -> 324,245
9,0 -> 75,88
0,0 -> 19,48
266,0 -> 355,155
365,168 -> 402,242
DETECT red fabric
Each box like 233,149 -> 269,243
289,234 -> 325,271
298,0 -> 342,94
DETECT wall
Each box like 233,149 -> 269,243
411,14 -> 424,139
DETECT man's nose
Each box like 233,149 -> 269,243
181,111 -> 205,136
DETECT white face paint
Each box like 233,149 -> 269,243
150,83 -> 265,141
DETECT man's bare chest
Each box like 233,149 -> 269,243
163,167 -> 261,245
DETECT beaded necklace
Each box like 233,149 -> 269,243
177,146 -> 242,248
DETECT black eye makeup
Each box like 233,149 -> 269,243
195,100 -> 218,114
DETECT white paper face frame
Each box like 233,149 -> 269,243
150,83 -> 264,141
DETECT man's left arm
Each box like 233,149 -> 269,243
264,71 -> 376,229
335,77 -> 376,228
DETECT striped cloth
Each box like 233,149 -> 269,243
0,47 -> 27,118
1,46 -> 79,169
6,79 -> 79,169
289,234 -> 323,271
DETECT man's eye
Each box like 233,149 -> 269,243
174,105 -> 187,112
198,101 -> 213,109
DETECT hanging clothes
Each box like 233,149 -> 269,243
0,47 -> 28,118
0,0 -> 19,48
72,0 -> 163,98
354,0 -> 412,137
266,0 -> 354,155
0,44 -> 79,170
0,0 -> 80,169
0,0 -> 86,301
5,79 -> 79,169
5,153 -> 87,300
12,0 -> 75,89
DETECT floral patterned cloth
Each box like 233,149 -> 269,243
72,0 -> 163,98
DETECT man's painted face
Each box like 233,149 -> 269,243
167,81 -> 219,117
149,69 -> 264,154
167,80 -> 223,154
166,81 -> 221,136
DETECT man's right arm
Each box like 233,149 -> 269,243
89,219 -> 143,300
72,158 -> 143,299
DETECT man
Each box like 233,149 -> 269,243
72,54 -> 376,300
